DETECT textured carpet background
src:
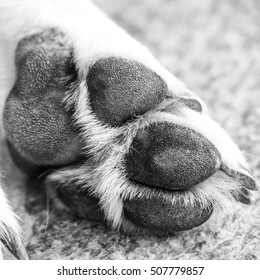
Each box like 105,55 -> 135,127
1,0 -> 260,259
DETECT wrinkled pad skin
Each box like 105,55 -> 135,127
87,57 -> 168,126
123,196 -> 213,232
3,29 -> 82,167
125,122 -> 221,190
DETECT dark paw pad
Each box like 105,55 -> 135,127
125,122 -> 221,190
123,196 -> 213,232
87,57 -> 168,126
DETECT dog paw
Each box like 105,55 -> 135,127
1,1 -> 258,236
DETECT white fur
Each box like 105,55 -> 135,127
0,184 -> 20,259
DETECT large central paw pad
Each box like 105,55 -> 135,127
125,122 -> 221,191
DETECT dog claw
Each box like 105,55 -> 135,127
239,173 -> 259,191
236,188 -> 256,205
220,164 -> 258,205
220,164 -> 259,191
